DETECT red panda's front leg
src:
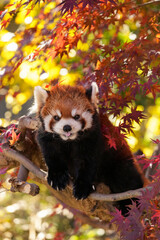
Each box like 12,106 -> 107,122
73,156 -> 97,200
37,131 -> 70,190
47,166 -> 69,191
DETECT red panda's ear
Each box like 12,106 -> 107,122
33,86 -> 49,112
86,82 -> 99,108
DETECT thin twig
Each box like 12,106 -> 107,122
131,0 -> 160,9
137,0 -> 160,7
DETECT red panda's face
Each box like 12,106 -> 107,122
42,105 -> 94,140
33,83 -> 99,141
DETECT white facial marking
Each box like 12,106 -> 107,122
56,109 -> 61,117
82,111 -> 93,130
53,118 -> 82,141
71,108 -> 77,117
91,82 -> 99,112
44,115 -> 53,132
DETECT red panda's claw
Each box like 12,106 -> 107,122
73,181 -> 94,200
47,170 -> 69,191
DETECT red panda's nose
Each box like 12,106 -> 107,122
63,125 -> 72,132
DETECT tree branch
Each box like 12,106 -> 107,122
90,186 -> 152,201
1,143 -> 46,180
137,0 -> 160,7
17,164 -> 29,181
1,142 -> 153,201
131,0 -> 160,9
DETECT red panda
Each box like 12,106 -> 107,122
33,83 -> 145,216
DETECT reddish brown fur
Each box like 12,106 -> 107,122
41,85 -> 95,119
99,111 -> 148,186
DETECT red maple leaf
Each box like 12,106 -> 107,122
1,18 -> 11,29
59,0 -> 78,14
45,84 -> 50,89
110,208 -> 128,232
104,134 -> 117,150
152,210 -> 160,227
151,139 -> 160,144
122,107 -> 146,125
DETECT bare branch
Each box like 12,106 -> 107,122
1,143 -> 46,180
131,0 -> 160,9
137,0 -> 160,7
17,165 -> 29,181
90,186 -> 153,201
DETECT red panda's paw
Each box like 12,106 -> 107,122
73,180 -> 95,200
47,170 -> 69,191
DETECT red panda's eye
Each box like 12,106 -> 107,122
73,114 -> 80,120
54,115 -> 60,121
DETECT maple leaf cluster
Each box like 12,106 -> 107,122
0,0 -> 159,135
110,145 -> 160,238
111,175 -> 160,239
59,0 -> 116,13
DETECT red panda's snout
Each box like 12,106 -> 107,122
50,109 -> 94,141
53,116 -> 82,140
